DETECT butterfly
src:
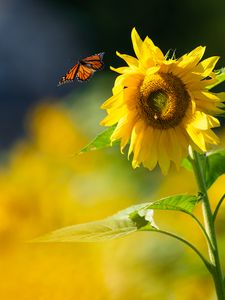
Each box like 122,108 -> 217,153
58,52 -> 105,86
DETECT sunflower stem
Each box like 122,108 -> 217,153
189,148 -> 225,300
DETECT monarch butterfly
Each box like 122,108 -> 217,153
58,52 -> 104,86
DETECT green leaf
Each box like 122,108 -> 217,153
79,126 -> 117,153
145,194 -> 198,214
205,149 -> 225,189
30,195 -> 198,243
129,194 -> 198,232
207,67 -> 225,90
32,219 -> 136,243
31,203 -> 153,243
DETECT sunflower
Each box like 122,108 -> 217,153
100,28 -> 225,174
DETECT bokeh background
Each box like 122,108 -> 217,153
1,0 -> 225,299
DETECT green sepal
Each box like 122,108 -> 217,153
207,67 -> 225,90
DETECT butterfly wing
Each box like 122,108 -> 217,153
58,52 -> 104,86
81,52 -> 104,71
76,64 -> 95,82
57,63 -> 79,86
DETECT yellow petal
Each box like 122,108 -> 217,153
193,56 -> 219,77
111,111 -> 137,152
131,27 -> 143,59
123,87 -> 140,110
139,126 -> 153,161
142,128 -> 159,171
122,73 -> 144,88
139,36 -> 164,69
195,99 -> 225,115
147,37 -> 164,60
177,46 -> 206,70
174,126 -> 189,159
215,92 -> 225,102
180,72 -> 202,87
116,51 -> 139,68
186,124 -> 207,151
110,66 -> 131,74
167,128 -> 183,168
128,120 -> 143,158
101,92 -> 123,109
190,111 -> 220,130
206,115 -> 220,128
111,73 -> 143,93
203,129 -> 220,145
112,73 -> 133,94
187,76 -> 217,90
158,130 -> 171,175
100,106 -> 127,126
130,121 -> 146,168
192,91 -> 222,102
145,66 -> 161,76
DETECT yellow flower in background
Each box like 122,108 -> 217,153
101,28 -> 225,174
0,102 -> 138,300
0,100 -> 220,299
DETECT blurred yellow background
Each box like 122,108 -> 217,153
0,77 -> 224,300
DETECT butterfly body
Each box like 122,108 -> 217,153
58,52 -> 104,86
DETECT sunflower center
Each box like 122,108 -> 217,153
139,72 -> 190,129
150,90 -> 168,115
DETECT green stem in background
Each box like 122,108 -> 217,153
213,194 -> 225,222
189,148 -> 225,300
187,212 -> 214,252
152,229 -> 212,272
